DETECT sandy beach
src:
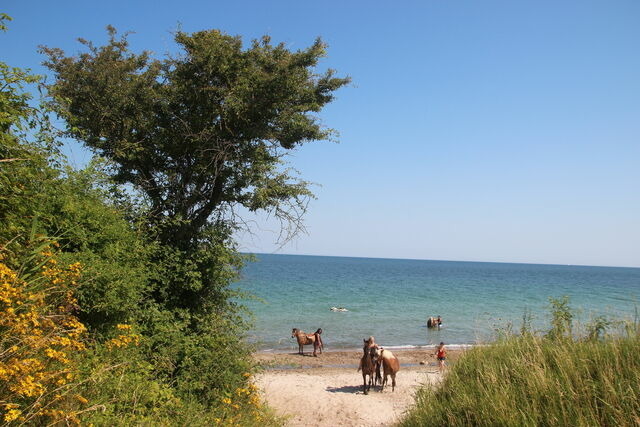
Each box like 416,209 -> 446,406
254,348 -> 463,427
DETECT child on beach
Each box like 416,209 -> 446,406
434,342 -> 446,372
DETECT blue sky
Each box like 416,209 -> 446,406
3,1 -> 639,267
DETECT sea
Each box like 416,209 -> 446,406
234,254 -> 640,352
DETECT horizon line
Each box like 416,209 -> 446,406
241,251 -> 640,270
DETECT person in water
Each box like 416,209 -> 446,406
434,341 -> 446,372
437,315 -> 442,329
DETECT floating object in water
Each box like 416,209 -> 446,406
330,307 -> 349,312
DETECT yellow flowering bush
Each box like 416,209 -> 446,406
214,374 -> 266,425
105,324 -> 140,350
0,248 -> 87,425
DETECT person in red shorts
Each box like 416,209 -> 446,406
434,342 -> 446,372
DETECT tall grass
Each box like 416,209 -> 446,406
401,301 -> 640,426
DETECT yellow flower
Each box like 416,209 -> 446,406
4,409 -> 21,422
0,259 -> 90,422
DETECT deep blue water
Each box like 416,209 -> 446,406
234,254 -> 640,351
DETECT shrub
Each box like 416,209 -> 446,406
402,305 -> 640,426
0,245 -> 87,425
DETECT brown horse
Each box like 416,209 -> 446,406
291,328 -> 323,356
358,339 -> 379,395
376,347 -> 400,392
363,336 -> 382,386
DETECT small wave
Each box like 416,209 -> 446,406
383,344 -> 422,350
442,344 -> 476,350
382,343 -> 476,351
255,342 -> 481,353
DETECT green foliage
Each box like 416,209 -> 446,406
0,16 -> 53,258
0,58 -> 39,142
41,27 -> 349,247
0,17 -> 39,140
586,315 -> 614,341
1,150 -> 152,332
3,21 -> 341,425
548,295 -> 574,339
38,28 -> 348,418
148,223 -> 246,311
520,306 -> 534,335
0,143 -> 56,256
402,304 -> 640,427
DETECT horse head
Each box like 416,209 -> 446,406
361,339 -> 379,365
363,336 -> 377,354
291,328 -> 300,338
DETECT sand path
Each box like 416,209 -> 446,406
254,349 -> 453,426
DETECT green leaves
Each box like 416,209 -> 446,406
2,20 -> 281,423
42,27 -> 349,247
548,296 -> 574,339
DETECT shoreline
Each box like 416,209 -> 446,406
255,343 -> 475,354
253,346 -> 466,370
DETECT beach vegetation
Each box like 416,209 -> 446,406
0,248 -> 87,425
401,300 -> 640,426
2,14 -> 343,425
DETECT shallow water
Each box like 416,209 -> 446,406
234,254 -> 640,350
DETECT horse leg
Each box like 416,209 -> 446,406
391,373 -> 396,392
362,372 -> 368,395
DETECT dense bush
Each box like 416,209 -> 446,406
1,15 -> 277,424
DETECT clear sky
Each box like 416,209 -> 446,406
3,1 -> 639,267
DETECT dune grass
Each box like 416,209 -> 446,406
401,302 -> 640,426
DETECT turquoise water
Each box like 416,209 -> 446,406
235,254 -> 640,351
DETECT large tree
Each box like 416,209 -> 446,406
42,27 -> 349,248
